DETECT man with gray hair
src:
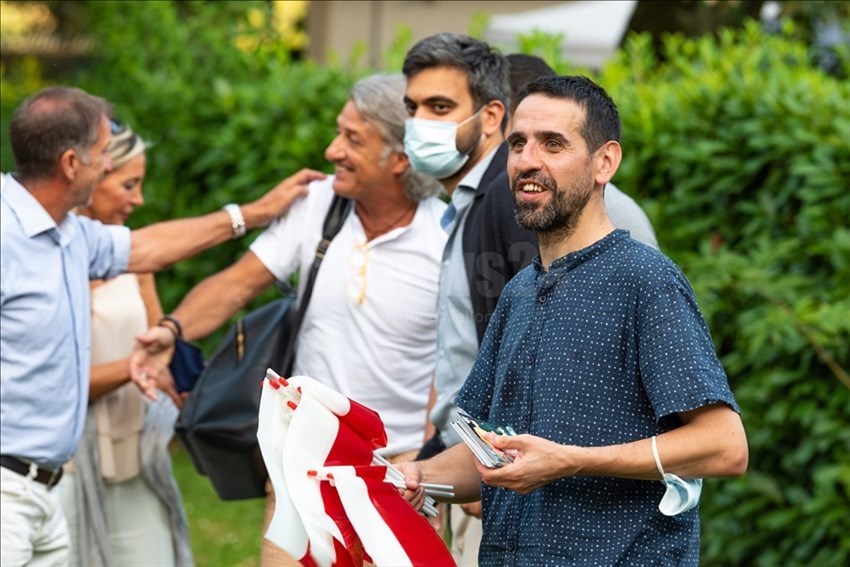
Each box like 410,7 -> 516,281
131,73 -> 447,566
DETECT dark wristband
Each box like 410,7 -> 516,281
158,315 -> 183,339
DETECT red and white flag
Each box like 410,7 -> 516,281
318,465 -> 454,567
257,372 -> 453,567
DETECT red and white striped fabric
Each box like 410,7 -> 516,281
320,465 -> 454,567
257,373 -> 453,567
256,373 -> 311,560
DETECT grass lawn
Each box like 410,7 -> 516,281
171,444 -> 265,567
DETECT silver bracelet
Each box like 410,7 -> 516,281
222,203 -> 246,239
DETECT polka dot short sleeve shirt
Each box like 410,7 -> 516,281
456,230 -> 739,566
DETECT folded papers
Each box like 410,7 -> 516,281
451,411 -> 517,468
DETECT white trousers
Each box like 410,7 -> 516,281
0,466 -> 70,567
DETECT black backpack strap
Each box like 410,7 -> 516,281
278,194 -> 352,374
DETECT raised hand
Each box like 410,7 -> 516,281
242,168 -> 327,227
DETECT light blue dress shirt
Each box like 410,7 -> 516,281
1,173 -> 130,469
432,149 -> 497,447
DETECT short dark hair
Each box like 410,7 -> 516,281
403,33 -> 510,129
517,75 -> 621,152
506,53 -> 556,114
10,86 -> 110,180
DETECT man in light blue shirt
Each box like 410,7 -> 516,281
1,86 -> 323,566
1,174 -> 131,472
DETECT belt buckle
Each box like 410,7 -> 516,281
45,467 -> 62,490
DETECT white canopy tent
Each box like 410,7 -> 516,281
485,0 -> 638,69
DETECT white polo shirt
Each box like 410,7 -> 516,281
250,177 -> 447,455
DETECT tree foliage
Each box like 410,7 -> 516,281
1,1 -> 358,350
1,3 -> 847,563
597,22 -> 849,566
511,17 -> 849,566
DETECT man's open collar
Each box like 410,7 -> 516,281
2,173 -> 75,243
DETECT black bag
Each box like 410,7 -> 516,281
175,195 -> 352,500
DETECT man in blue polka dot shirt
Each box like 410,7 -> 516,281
399,75 -> 748,566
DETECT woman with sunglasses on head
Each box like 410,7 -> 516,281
59,119 -> 193,567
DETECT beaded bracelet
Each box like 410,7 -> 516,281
158,314 -> 183,340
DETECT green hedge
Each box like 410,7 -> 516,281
594,22 -> 850,566
1,5 -> 848,563
0,1 -> 359,349
472,17 -> 850,565
81,2 -> 356,317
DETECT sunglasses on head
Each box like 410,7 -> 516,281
110,118 -> 127,136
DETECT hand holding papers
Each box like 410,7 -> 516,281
451,411 -> 517,468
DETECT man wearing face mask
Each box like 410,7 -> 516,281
402,35 -> 514,564
397,74 -> 748,566
402,34 -> 660,564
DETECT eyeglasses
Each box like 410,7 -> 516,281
347,242 -> 370,305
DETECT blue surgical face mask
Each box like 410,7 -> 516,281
404,107 -> 484,180
652,435 -> 702,516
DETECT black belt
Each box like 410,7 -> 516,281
0,455 -> 63,489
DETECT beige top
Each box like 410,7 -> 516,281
90,274 -> 148,483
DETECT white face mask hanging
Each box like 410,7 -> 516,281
652,435 -> 703,516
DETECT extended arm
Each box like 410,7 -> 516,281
129,251 -> 276,396
396,443 -> 485,510
480,403 -> 747,494
126,168 -> 323,273
174,251 -> 276,341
